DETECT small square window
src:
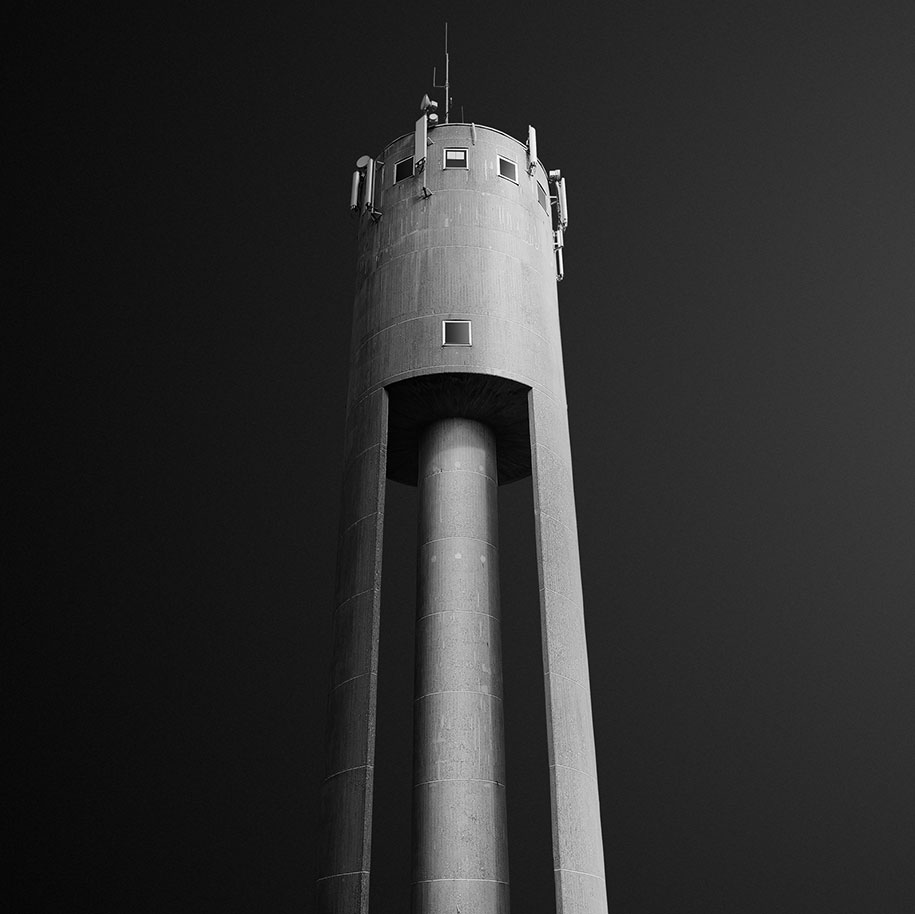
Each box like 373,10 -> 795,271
537,182 -> 548,213
442,320 -> 472,346
394,156 -> 414,183
498,156 -> 518,183
444,148 -> 468,168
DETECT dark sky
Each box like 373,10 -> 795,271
16,1 -> 915,911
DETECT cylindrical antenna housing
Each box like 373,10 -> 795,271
557,177 -> 568,230
363,159 -> 375,211
349,170 -> 361,211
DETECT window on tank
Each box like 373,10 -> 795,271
394,156 -> 414,182
498,156 -> 518,183
538,181 -> 548,212
442,320 -> 472,346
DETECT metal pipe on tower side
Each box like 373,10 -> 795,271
412,418 -> 509,913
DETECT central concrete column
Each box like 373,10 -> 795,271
412,418 -> 509,913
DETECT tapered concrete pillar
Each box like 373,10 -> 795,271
317,389 -> 388,914
412,418 -> 510,913
530,389 -> 607,913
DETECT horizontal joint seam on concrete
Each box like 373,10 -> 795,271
419,467 -> 497,483
334,586 -> 376,611
342,441 -> 382,467
553,867 -> 607,881
355,308 -> 553,361
533,509 -> 580,541
412,878 -> 510,885
533,446 -> 576,478
550,762 -> 599,783
413,776 -> 506,787
421,535 -> 497,549
544,669 -> 593,693
414,689 -> 503,702
380,223 -> 550,250
535,440 -> 574,460
321,763 -> 373,785
328,670 -> 374,694
315,870 -> 370,882
381,122 -> 525,153
541,672 -> 590,693
408,185 -> 544,198
339,510 -> 381,538
541,585 -> 583,607
321,762 -> 375,783
417,608 -> 499,621
372,235 -> 547,279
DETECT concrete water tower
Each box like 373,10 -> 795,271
317,94 -> 607,913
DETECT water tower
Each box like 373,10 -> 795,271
317,94 -> 607,913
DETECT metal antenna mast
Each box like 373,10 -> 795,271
432,22 -> 450,123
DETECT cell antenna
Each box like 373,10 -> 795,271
432,22 -> 450,123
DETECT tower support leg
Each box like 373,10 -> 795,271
412,418 -> 510,913
317,389 -> 388,914
529,389 -> 608,914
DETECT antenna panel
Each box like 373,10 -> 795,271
363,159 -> 375,211
350,170 -> 360,211
414,115 -> 428,173
557,177 -> 568,230
527,125 -> 538,174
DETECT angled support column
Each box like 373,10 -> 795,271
317,388 -> 388,914
529,389 -> 608,914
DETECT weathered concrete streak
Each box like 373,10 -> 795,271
317,388 -> 388,914
530,388 -> 608,914
413,418 -> 510,914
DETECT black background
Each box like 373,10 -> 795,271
13,1 -> 915,911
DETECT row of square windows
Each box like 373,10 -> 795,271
392,150 -> 549,213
